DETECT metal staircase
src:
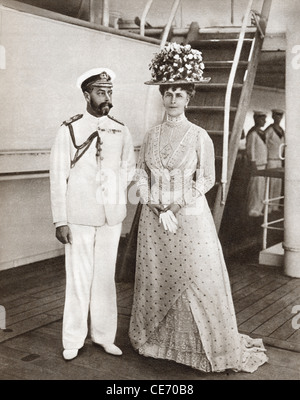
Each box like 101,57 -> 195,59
119,0 -> 272,234
184,1 -> 272,233
184,23 -> 257,230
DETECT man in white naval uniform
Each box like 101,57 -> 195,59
246,111 -> 267,217
50,68 -> 136,361
265,109 -> 285,212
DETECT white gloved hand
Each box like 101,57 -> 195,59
159,211 -> 168,230
159,210 -> 178,233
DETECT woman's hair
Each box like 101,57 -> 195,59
159,83 -> 196,98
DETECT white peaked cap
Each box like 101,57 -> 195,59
76,67 -> 116,90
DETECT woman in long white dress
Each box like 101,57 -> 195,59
129,43 -> 268,373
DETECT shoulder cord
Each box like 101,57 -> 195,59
68,123 -> 101,168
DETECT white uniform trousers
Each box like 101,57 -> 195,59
247,166 -> 266,217
63,223 -> 122,350
267,159 -> 283,212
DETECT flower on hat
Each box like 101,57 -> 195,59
148,43 -> 205,84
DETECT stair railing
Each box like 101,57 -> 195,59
214,0 -> 272,232
221,0 -> 254,204
139,0 -> 181,48
140,0 -> 154,36
160,0 -> 181,48
250,9 -> 265,38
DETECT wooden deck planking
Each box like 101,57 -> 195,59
254,298 -> 300,339
238,289 -> 300,333
4,292 -> 65,319
234,279 -> 289,314
0,275 -> 65,305
0,256 -> 299,354
0,264 -> 64,294
117,283 -> 134,315
0,279 -> 134,344
231,270 -> 278,294
226,264 -> 255,283
116,282 -> 134,295
6,329 -> 62,355
0,340 -> 93,380
232,275 -> 281,301
44,305 -> 64,318
118,289 -> 134,303
230,270 -> 265,290
269,317 -> 299,342
0,339 -> 34,361
6,298 -> 64,326
1,315 -> 299,381
236,280 -> 300,326
36,322 -> 62,337
4,327 -> 133,380
0,312 -> 63,344
41,319 -> 61,329
29,284 -> 65,299
3,295 -> 38,312
118,307 -> 132,316
0,259 -> 63,289
287,327 -> 300,344
0,372 -> 19,380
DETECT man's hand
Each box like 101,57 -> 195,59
56,225 -> 73,245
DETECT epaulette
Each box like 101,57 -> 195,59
62,114 -> 83,126
107,115 -> 124,126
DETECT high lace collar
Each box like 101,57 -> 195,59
166,113 -> 187,125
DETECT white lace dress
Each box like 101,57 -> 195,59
129,116 -> 268,373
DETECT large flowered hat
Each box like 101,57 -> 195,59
145,43 -> 211,85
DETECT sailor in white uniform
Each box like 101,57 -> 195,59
246,111 -> 267,217
265,109 -> 285,212
50,68 -> 136,361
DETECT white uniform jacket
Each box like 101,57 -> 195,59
265,124 -> 285,162
246,127 -> 267,168
50,112 -> 136,227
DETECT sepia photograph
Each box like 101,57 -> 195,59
0,0 -> 299,383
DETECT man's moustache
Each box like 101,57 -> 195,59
99,102 -> 113,111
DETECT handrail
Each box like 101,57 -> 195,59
160,0 -> 181,48
221,0 -> 254,204
139,0 -> 181,47
250,10 -> 265,38
140,0 -> 153,36
262,176 -> 284,250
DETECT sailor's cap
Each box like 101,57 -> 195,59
271,109 -> 285,115
253,110 -> 267,117
76,68 -> 116,91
